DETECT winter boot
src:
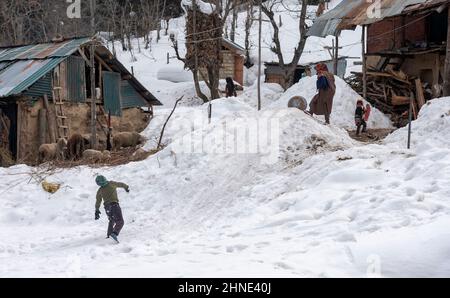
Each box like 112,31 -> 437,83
110,232 -> 119,243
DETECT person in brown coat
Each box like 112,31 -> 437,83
309,63 -> 336,124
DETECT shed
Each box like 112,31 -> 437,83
220,37 -> 245,86
264,57 -> 348,88
0,37 -> 161,164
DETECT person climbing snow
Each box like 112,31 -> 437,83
309,63 -> 336,125
225,77 -> 237,98
94,175 -> 130,243
355,99 -> 367,136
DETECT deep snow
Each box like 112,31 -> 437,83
2,96 -> 450,277
1,1 -> 450,278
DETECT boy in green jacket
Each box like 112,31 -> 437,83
95,175 -> 130,243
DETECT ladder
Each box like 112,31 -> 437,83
52,86 -> 69,139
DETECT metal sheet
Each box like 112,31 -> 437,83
66,56 -> 86,102
23,72 -> 53,99
103,71 -> 122,116
0,37 -> 91,62
0,58 -> 64,98
120,80 -> 148,109
307,0 -> 449,37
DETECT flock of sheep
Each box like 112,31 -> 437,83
38,131 -> 146,164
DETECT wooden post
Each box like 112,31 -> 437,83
407,92 -> 413,149
444,5 -> 450,96
257,0 -> 262,111
90,44 -> 97,149
334,34 -> 339,75
167,52 -> 170,64
39,109 -> 47,146
16,103 -> 21,161
43,94 -> 56,143
362,25 -> 367,99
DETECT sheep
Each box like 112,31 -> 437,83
82,149 -> 111,163
113,132 -> 145,151
38,138 -> 67,163
67,133 -> 85,160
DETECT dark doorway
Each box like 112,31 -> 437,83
428,10 -> 448,44
0,102 -> 18,160
293,68 -> 305,84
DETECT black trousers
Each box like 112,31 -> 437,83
104,202 -> 124,237
356,119 -> 367,135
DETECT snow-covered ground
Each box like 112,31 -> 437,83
1,94 -> 450,277
2,1 -> 450,278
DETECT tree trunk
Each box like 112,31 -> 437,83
230,0 -> 238,42
444,6 -> 450,96
262,0 -> 308,89
193,70 -> 209,103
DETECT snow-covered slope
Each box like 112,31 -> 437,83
1,1 -> 450,278
1,95 -> 450,277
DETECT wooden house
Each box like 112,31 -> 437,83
307,0 -> 449,124
264,57 -> 348,89
0,37 -> 161,165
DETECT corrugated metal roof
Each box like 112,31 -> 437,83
0,38 -> 91,62
307,0 -> 449,37
0,37 -> 91,98
0,58 -> 64,98
0,37 -> 162,106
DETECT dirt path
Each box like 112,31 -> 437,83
347,128 -> 396,144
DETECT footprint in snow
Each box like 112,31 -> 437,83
405,187 -> 417,197
254,242 -> 270,248
121,246 -> 133,253
274,262 -> 294,270
323,200 -> 333,211
226,245 -> 248,253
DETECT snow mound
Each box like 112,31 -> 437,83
269,76 -> 392,129
385,97 -> 450,149
156,66 -> 192,83
275,109 -> 355,165
143,97 -> 355,167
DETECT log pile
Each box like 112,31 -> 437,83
346,69 -> 435,127
184,5 -> 222,70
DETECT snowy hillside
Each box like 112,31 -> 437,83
2,1 -> 450,278
2,94 -> 450,277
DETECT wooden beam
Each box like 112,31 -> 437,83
78,49 -> 92,67
16,102 -> 21,161
334,35 -> 339,75
94,53 -> 113,72
444,5 -> 450,96
415,78 -> 425,109
362,25 -> 367,99
43,94 -> 56,143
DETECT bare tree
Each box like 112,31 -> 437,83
244,1 -> 255,68
261,0 -> 309,90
